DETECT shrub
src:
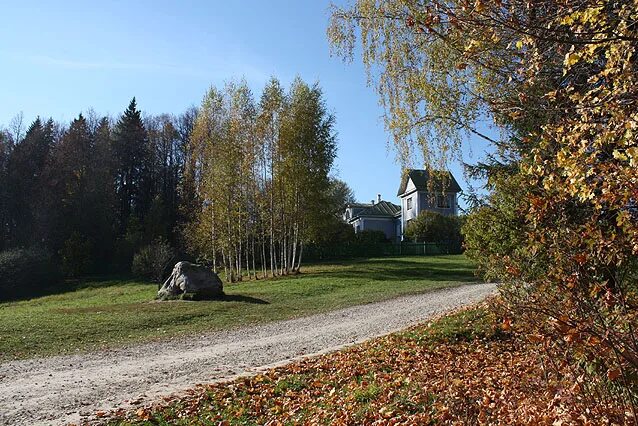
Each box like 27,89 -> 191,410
0,247 -> 62,301
404,211 -> 463,253
132,238 -> 176,284
319,219 -> 356,245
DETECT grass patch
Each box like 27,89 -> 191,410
400,304 -> 502,346
353,383 -> 381,403
0,255 -> 478,361
274,374 -> 308,396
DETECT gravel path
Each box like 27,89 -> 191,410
0,283 -> 495,426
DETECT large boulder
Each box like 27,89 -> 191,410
157,261 -> 223,300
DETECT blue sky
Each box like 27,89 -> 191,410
0,0 -> 493,207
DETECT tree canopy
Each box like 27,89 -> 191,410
330,0 -> 638,409
186,78 -> 337,281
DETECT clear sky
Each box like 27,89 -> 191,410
0,0 -> 493,208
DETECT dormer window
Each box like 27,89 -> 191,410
407,198 -> 413,210
436,194 -> 451,209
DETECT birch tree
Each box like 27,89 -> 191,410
187,78 -> 337,280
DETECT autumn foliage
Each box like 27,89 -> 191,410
329,0 -> 638,413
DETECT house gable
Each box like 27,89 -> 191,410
405,177 -> 417,194
397,169 -> 462,196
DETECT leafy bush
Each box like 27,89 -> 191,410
0,247 -> 62,301
132,238 -> 176,284
404,211 -> 463,253
462,173 -> 531,281
318,219 -> 356,245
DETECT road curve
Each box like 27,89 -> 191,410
0,282 -> 496,425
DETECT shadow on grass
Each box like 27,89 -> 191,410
168,291 -> 270,304
55,293 -> 270,313
303,257 -> 479,283
0,275 -> 153,304
2,256 -> 476,303
218,294 -> 269,304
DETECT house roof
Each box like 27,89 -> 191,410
350,200 -> 401,221
396,169 -> 462,196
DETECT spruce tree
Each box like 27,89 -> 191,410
48,114 -> 96,273
113,98 -> 150,231
6,117 -> 55,246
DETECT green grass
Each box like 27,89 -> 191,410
400,304 -> 499,345
0,255 -> 478,361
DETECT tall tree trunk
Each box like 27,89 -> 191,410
244,219 -> 250,280
211,204 -> 217,273
222,251 -> 230,283
290,189 -> 299,271
251,234 -> 257,280
291,225 -> 297,273
295,241 -> 304,272
269,177 -> 275,278
261,235 -> 267,279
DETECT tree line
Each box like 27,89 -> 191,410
0,77 -> 348,282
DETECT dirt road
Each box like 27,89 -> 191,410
0,283 -> 496,425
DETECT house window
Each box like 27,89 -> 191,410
437,194 -> 451,209
406,198 -> 413,210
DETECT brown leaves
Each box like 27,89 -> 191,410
607,368 -> 621,381
502,317 -> 512,331
106,304 -> 627,425
134,408 -> 150,421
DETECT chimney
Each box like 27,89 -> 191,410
371,199 -> 375,205
377,194 -> 381,203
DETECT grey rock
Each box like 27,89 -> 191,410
157,261 -> 223,300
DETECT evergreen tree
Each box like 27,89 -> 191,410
48,114 -> 118,274
176,107 -> 199,235
49,114 -> 93,242
89,117 -> 117,268
113,98 -> 150,232
6,117 -> 55,246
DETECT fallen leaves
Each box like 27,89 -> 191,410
105,303 -> 628,425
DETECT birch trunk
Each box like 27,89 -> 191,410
295,241 -> 304,272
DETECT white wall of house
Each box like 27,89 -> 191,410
405,177 -> 417,193
401,194 -> 418,240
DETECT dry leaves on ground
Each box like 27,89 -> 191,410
105,302 -> 629,425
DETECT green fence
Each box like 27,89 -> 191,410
303,242 -> 458,261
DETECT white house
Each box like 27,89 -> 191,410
344,169 -> 462,241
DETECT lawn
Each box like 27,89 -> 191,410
0,255 -> 477,361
